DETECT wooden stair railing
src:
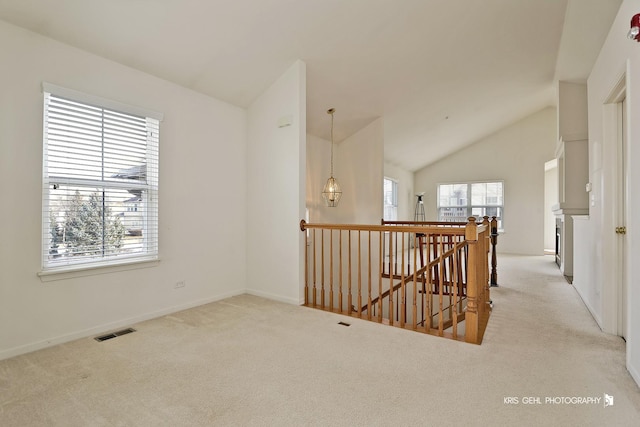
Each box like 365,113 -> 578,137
300,217 -> 492,344
382,216 -> 498,289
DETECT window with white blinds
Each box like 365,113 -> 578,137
42,84 -> 161,272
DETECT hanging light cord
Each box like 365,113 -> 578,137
328,108 -> 335,176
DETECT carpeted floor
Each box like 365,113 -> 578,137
0,255 -> 639,426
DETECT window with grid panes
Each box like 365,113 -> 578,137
437,181 -> 503,230
42,84 -> 161,272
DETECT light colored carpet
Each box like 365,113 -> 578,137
1,255 -> 639,426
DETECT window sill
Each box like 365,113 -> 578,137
38,258 -> 160,282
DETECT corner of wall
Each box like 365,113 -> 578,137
246,60 -> 307,303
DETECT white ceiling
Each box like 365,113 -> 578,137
0,0 -> 622,171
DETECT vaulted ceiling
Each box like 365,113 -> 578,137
0,0 -> 622,171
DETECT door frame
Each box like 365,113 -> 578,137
604,71 -> 629,338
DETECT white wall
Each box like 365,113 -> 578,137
306,117 -> 384,225
246,61 -> 306,304
306,133 -> 331,223
413,107 -> 556,255
573,216 -> 599,323
580,0 -> 640,386
334,118 -> 384,224
558,81 -> 589,141
0,21 -> 248,359
384,162 -> 414,221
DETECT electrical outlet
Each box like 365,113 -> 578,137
175,280 -> 186,289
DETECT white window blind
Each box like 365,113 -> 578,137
42,85 -> 160,272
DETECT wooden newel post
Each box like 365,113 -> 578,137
464,217 -> 480,344
300,220 -> 309,306
482,216 -> 490,286
490,216 -> 498,287
481,217 -> 491,314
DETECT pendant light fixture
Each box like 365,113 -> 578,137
322,108 -> 342,207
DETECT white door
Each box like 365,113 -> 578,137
618,98 -> 629,340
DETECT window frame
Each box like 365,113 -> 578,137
40,83 -> 162,276
437,181 -> 504,230
383,177 -> 399,221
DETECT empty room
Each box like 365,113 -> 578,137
1,1 -> 639,425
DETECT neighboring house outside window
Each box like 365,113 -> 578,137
383,177 -> 398,221
437,181 -> 503,230
42,84 -> 161,272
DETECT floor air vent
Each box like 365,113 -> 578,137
94,328 -> 136,342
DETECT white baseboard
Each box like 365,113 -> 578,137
629,358 -> 640,389
572,283 -> 603,329
0,290 -> 245,362
244,288 -> 300,305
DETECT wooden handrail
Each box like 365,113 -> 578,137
301,220 -> 476,235
359,264 -> 429,312
385,216 -> 498,288
360,239 -> 468,311
301,217 -> 491,344
382,220 -> 469,226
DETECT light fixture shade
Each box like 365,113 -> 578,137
322,176 -> 342,207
